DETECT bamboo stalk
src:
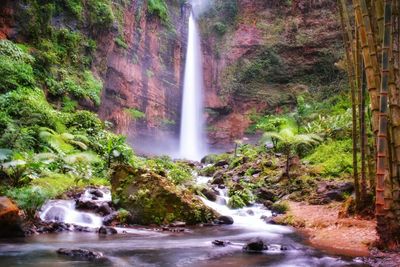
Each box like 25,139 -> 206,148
357,31 -> 368,207
339,0 -> 361,207
376,0 -> 392,217
353,0 -> 381,135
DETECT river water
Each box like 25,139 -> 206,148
0,183 -> 368,267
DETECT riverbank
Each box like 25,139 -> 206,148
273,201 -> 400,266
274,201 -> 375,257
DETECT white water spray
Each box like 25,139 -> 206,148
179,12 -> 207,161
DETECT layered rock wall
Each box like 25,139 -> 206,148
200,0 -> 342,147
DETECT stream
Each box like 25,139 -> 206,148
0,178 -> 368,267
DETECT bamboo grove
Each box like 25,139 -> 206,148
337,0 -> 400,248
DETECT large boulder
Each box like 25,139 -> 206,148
201,188 -> 217,201
57,248 -> 108,262
111,165 -> 219,225
243,239 -> 268,252
0,197 -> 25,238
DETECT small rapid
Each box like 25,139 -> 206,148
197,176 -> 292,235
39,187 -> 111,228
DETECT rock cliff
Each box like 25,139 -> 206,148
199,0 -> 342,147
0,0 -> 342,151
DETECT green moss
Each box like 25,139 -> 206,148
87,0 -> 115,28
115,36 -> 128,49
111,165 -> 217,225
306,139 -> 353,177
125,108 -> 146,120
271,201 -> 289,214
147,0 -> 169,23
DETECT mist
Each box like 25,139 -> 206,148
190,0 -> 213,18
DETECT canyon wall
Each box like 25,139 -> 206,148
95,0 -> 189,155
0,0 -> 189,155
0,0 -> 343,152
199,0 -> 342,147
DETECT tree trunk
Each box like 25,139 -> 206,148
376,0 -> 394,246
353,0 -> 381,135
339,0 -> 361,208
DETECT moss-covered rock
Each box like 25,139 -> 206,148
111,165 -> 218,225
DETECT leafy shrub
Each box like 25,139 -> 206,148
228,187 -> 253,209
115,36 -> 128,49
0,87 -> 59,129
0,124 -> 37,151
271,202 -> 289,214
304,109 -> 352,139
0,40 -> 34,63
5,186 -> 50,219
65,110 -> 104,135
46,70 -> 102,105
213,22 -> 227,36
0,41 -> 35,92
144,156 -> 193,185
147,0 -> 169,23
306,139 -> 353,177
91,131 -> 134,168
87,0 -> 115,28
60,0 -> 84,20
125,108 -> 146,120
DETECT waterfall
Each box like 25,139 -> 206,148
179,12 -> 207,161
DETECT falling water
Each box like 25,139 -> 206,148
179,12 -> 207,161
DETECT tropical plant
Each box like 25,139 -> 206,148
261,127 -> 322,178
39,127 -> 88,154
303,110 -> 352,139
5,186 -> 50,219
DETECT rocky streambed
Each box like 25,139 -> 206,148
0,180 -> 368,267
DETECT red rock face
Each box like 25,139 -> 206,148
97,1 -> 188,152
200,0 -> 341,147
0,0 -> 16,40
0,197 -> 24,238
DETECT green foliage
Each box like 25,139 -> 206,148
143,156 -> 193,185
0,87 -> 58,130
117,208 -> 130,223
91,131 -> 134,168
61,96 -> 78,112
213,22 -> 227,36
271,202 -> 289,214
5,186 -> 50,219
0,40 -> 34,63
60,0 -> 84,20
256,115 -> 296,133
306,139 -> 353,177
87,0 -> 115,28
125,108 -> 146,120
261,126 -> 322,155
65,110 -> 104,135
46,70 -> 102,106
147,0 -> 169,23
228,187 -> 253,209
39,127 -> 89,154
0,41 -> 35,92
304,109 -> 352,139
115,36 -> 128,49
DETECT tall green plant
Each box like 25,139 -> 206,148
261,127 -> 321,178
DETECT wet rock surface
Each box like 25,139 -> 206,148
0,197 -> 25,238
243,239 -> 268,252
111,165 -> 219,225
216,216 -> 234,225
57,248 -> 108,262
98,226 -> 117,235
